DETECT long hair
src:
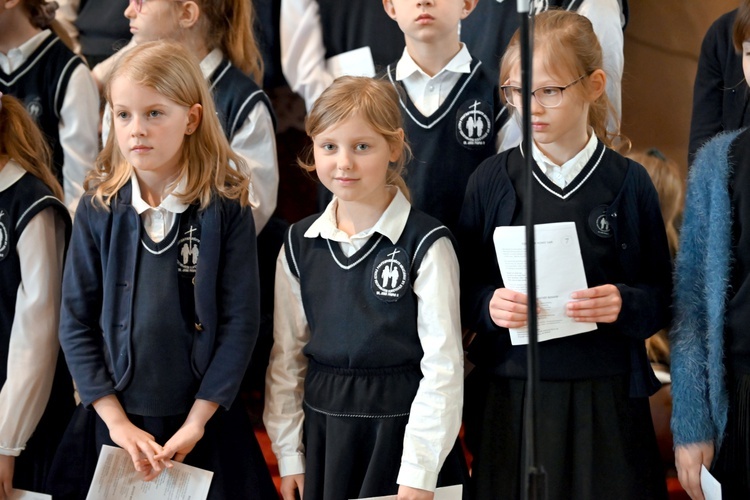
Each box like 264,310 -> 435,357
0,94 -> 63,200
192,0 -> 263,83
733,0 -> 750,52
500,9 -> 619,148
299,76 -> 411,199
89,41 -> 251,209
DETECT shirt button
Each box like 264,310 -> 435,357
428,85 -> 435,91
621,243 -> 627,250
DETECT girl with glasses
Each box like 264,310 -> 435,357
457,10 -> 671,499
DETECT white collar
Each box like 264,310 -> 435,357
129,172 -> 190,215
304,188 -> 411,244
531,129 -> 598,176
199,48 -> 224,79
5,29 -> 51,60
0,160 -> 26,192
395,43 -> 472,81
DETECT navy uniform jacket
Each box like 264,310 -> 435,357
59,181 -> 259,410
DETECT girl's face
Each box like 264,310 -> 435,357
506,48 -> 602,164
110,76 -> 200,183
124,0 -> 181,44
312,113 -> 401,206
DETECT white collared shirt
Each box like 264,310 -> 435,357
130,173 -> 189,243
0,160 -> 66,456
395,44 -> 472,117
532,130 -> 598,188
0,30 -> 99,214
264,189 -> 464,491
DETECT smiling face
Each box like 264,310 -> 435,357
110,76 -> 200,185
124,0 -> 181,44
312,112 -> 401,207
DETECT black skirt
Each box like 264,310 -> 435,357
46,398 -> 277,500
302,360 -> 469,500
464,370 -> 667,500
712,371 -> 750,497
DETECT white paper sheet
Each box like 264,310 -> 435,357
493,222 -> 597,345
326,46 -> 377,78
9,490 -> 51,500
701,465 -> 722,500
86,445 -> 213,500
356,484 -> 463,500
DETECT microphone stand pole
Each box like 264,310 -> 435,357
516,1 -> 546,498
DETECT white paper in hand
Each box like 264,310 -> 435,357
700,465 -> 722,500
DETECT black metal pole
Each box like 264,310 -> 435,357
516,1 -> 546,498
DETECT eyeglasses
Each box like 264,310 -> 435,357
128,0 -> 183,13
501,75 -> 587,109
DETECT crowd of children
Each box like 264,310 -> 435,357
0,0 -> 747,499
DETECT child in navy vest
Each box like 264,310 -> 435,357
458,11 -> 670,499
0,0 -> 99,213
52,42 -> 276,500
264,76 -> 468,499
0,93 -> 73,496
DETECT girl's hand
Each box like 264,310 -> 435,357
566,284 -> 622,323
489,288 -> 532,328
280,473 -> 304,500
0,455 -> 14,500
154,399 -> 218,464
675,442 -> 714,500
397,485 -> 434,500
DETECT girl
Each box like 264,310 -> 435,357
671,5 -> 750,498
263,76 -> 468,500
0,93 -> 73,497
53,41 -> 277,499
97,0 -> 278,233
458,10 -> 671,500
0,0 -> 99,213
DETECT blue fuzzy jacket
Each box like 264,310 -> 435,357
670,128 -> 744,449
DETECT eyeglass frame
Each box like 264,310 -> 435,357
500,74 -> 588,109
129,0 -> 185,13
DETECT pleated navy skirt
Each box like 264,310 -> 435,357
302,360 -> 469,500
46,397 -> 277,500
464,370 -> 667,500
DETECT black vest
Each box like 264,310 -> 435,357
0,172 -> 70,385
75,0 -> 131,57
286,207 -> 453,369
385,61 -> 506,234
0,35 -> 85,184
208,59 -> 277,140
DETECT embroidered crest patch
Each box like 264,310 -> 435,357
588,204 -> 612,238
177,223 -> 200,275
0,210 -> 9,261
371,247 -> 409,302
456,99 -> 493,149
25,96 -> 43,122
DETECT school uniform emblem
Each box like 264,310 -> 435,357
0,210 -> 8,260
25,96 -> 43,121
177,224 -> 200,275
371,247 -> 409,302
456,99 -> 492,149
588,204 -> 612,238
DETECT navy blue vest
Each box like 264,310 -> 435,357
0,35 -> 85,184
285,207 -> 454,369
75,0 -> 130,57
208,59 -> 277,140
385,61 -> 506,234
0,172 -> 70,385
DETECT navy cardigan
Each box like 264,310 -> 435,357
59,181 -> 260,410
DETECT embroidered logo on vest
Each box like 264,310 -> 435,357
0,211 -> 8,260
588,204 -> 612,238
177,224 -> 200,275
371,247 -> 409,302
456,99 -> 492,149
25,96 -> 43,122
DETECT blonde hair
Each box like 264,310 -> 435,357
500,9 -> 620,148
190,0 -> 263,83
626,149 -> 684,258
0,94 -> 63,200
299,76 -> 411,199
88,41 -> 251,209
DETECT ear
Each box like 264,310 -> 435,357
586,68 -> 606,102
460,0 -> 479,20
389,128 -> 404,163
177,0 -> 200,29
382,0 -> 397,21
185,103 -> 202,135
3,0 -> 22,10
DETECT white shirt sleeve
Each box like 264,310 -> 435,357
230,102 -> 279,233
59,62 -> 100,214
397,237 -> 464,491
263,248 -> 309,477
578,0 -> 624,129
0,208 -> 66,456
281,0 -> 335,111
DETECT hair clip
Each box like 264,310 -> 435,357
646,148 -> 667,162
